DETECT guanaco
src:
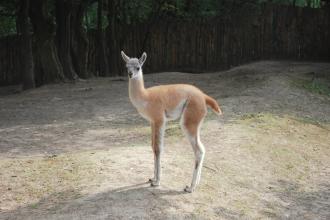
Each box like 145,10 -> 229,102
121,51 -> 222,192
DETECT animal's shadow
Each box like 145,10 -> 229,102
2,182 -> 187,220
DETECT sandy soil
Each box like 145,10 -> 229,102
0,61 -> 329,219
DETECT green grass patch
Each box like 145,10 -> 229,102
239,113 -> 280,124
30,203 -> 38,209
292,77 -> 330,96
303,80 -> 330,96
240,113 -> 258,120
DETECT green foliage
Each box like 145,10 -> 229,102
84,0 -> 153,29
171,0 -> 219,18
0,0 -> 16,13
0,16 -> 16,36
0,0 -> 324,36
84,2 -> 101,29
259,0 -> 321,8
0,1 -> 17,36
120,0 -> 153,24
189,0 -> 221,17
160,1 -> 186,18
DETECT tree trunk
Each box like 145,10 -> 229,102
140,1 -> 165,54
71,1 -> 89,79
29,0 -> 65,85
292,0 -> 296,7
97,0 -> 109,76
56,0 -> 78,80
107,0 -> 120,76
184,0 -> 194,12
17,0 -> 35,90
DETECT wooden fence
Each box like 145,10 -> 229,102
117,4 -> 330,73
0,3 -> 329,86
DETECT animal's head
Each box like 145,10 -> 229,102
121,51 -> 147,80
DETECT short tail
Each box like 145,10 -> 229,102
205,95 -> 222,115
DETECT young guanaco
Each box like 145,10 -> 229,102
121,51 -> 222,192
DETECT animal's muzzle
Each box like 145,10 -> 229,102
128,72 -> 133,78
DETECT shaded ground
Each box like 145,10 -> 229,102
0,61 -> 329,219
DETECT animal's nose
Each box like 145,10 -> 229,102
128,72 -> 133,78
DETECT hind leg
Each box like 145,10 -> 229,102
183,124 -> 205,193
181,101 -> 206,193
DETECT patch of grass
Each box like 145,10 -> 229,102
234,112 -> 330,182
30,203 -> 38,209
239,113 -> 280,125
293,116 -> 330,130
0,153 -> 101,209
239,112 -> 271,120
240,113 -> 257,120
303,80 -> 330,96
165,122 -> 183,137
292,77 -> 330,96
239,112 -> 329,131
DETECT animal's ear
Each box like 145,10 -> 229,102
139,52 -> 147,66
121,51 -> 130,63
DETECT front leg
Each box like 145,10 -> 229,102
150,119 -> 165,187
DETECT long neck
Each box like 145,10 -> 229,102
129,75 -> 147,101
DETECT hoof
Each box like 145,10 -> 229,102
150,182 -> 160,187
184,186 -> 193,193
149,178 -> 160,187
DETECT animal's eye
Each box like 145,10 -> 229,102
136,67 -> 140,71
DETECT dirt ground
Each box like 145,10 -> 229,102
0,61 -> 329,220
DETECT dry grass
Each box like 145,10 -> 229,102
1,113 -> 329,219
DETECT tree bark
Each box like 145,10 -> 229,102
107,0 -> 120,76
29,0 -> 65,84
56,0 -> 78,80
96,0 -> 109,76
140,0 -> 165,54
71,0 -> 90,79
17,0 -> 35,90
184,0 -> 194,12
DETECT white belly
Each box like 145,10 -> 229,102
165,99 -> 188,121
